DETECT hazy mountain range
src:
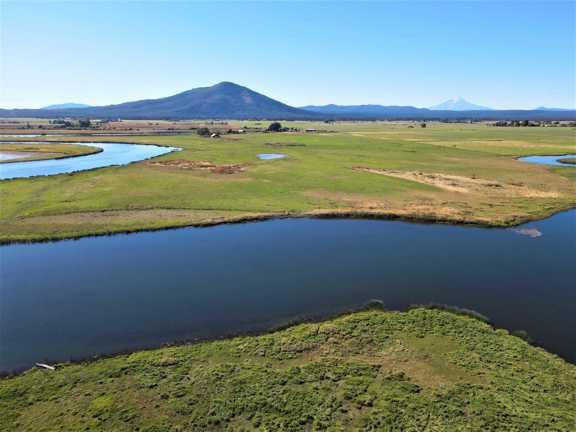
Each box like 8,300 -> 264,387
534,107 -> 574,111
429,98 -> 492,111
42,103 -> 92,110
1,82 -> 574,120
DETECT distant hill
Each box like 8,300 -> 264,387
0,83 -> 574,120
534,107 -> 573,111
299,103 -> 575,120
42,103 -> 92,110
430,98 -> 492,111
301,104 -> 427,117
0,82 -> 317,120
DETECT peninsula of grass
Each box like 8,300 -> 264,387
1,307 -> 574,431
0,142 -> 101,164
0,122 -> 575,243
558,157 -> 576,165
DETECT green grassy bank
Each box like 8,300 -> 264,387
0,142 -> 101,164
0,122 -> 575,242
1,308 -> 574,431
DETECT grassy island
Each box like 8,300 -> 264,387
558,157 -> 576,165
0,142 -> 101,164
1,308 -> 574,431
0,122 -> 575,243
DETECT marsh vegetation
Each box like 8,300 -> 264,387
0,121 -> 574,242
1,308 -> 574,431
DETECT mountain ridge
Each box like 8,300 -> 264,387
42,103 -> 92,110
1,82 -> 574,120
1,82 -> 318,120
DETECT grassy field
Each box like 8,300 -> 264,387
0,142 -> 101,163
1,307 -> 574,431
0,122 -> 574,242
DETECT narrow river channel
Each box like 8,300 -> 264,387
0,141 -> 178,180
1,209 -> 574,372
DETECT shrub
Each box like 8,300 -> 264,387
267,122 -> 282,132
409,303 -> 491,324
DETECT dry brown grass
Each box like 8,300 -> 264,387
147,159 -> 245,174
355,167 -> 562,198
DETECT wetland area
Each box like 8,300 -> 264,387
1,123 -> 575,373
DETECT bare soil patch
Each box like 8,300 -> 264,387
355,167 -> 560,198
148,159 -> 245,174
265,142 -> 306,147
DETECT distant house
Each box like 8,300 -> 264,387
305,128 -> 317,133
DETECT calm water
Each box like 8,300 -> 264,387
518,154 -> 576,167
0,142 -> 178,180
1,210 -> 575,372
257,153 -> 286,160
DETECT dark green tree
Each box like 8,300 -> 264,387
267,122 -> 282,132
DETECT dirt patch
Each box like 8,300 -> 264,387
265,142 -> 306,147
355,167 -> 560,198
148,159 -> 245,174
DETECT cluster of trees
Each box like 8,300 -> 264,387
492,120 -> 576,127
49,118 -> 93,128
267,122 -> 283,132
266,122 -> 300,132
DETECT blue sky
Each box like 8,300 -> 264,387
1,1 -> 574,109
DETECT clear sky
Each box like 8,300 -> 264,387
1,0 -> 574,109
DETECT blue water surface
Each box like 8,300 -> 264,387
0,142 -> 178,180
1,210 -> 574,372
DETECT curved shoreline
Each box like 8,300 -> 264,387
1,204 -> 574,246
2,302 -> 572,377
1,144 -> 573,243
0,140 -> 180,181
0,143 -> 103,164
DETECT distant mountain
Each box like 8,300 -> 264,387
301,104 -> 426,117
42,103 -> 92,110
430,98 -> 492,111
0,82 -> 317,120
0,83 -> 574,120
534,107 -> 573,111
298,102 -> 575,121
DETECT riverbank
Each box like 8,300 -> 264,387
1,307 -> 574,431
2,203 -> 576,245
0,123 -> 574,243
0,142 -> 102,163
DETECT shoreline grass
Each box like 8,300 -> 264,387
1,306 -> 574,431
1,204 -> 575,245
0,122 -> 574,243
0,142 -> 102,163
0,301 -> 561,378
